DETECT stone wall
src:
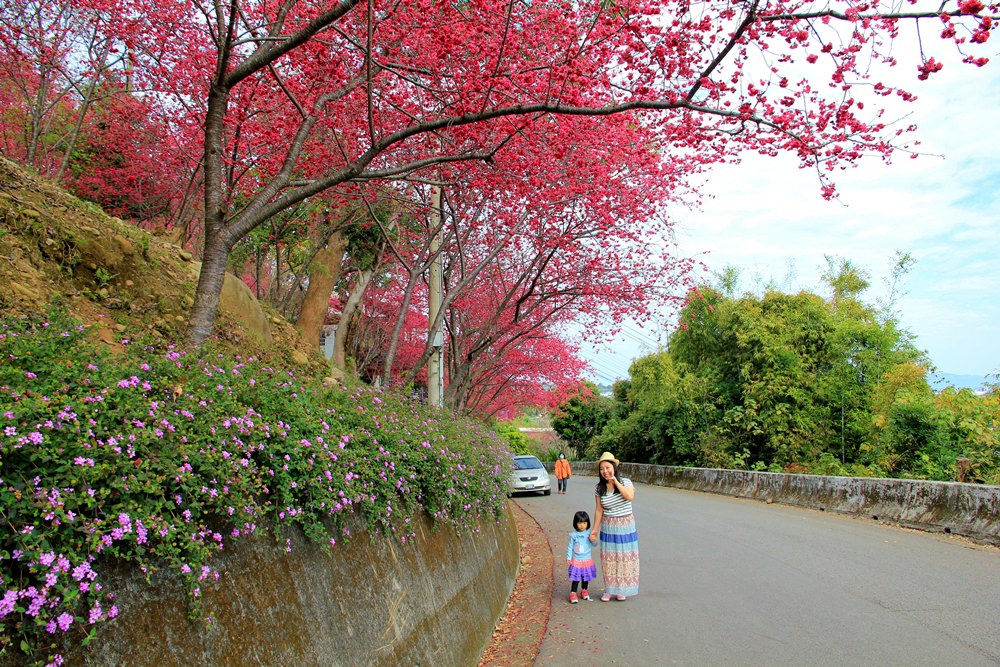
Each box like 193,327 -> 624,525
552,462 -> 1000,546
8,509 -> 519,667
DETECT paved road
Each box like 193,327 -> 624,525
514,477 -> 1000,666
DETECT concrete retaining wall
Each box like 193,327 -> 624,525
8,509 -> 519,667
550,462 -> 1000,546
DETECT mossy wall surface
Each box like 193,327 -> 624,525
9,508 -> 518,667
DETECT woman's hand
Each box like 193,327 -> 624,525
589,528 -> 598,542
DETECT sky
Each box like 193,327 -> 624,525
582,43 -> 1000,387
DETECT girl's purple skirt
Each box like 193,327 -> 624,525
568,556 -> 597,582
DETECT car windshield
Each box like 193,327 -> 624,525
514,457 -> 543,470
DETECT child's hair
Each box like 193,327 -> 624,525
572,510 -> 591,530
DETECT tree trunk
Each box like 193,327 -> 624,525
56,42 -> 111,181
185,78 -> 232,348
333,268 -> 375,370
184,232 -> 231,347
295,229 -> 348,349
380,264 -> 423,385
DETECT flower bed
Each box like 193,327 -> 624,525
0,310 -> 511,666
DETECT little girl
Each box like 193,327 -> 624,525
566,510 -> 597,603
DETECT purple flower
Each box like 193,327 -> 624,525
0,589 -> 17,617
72,562 -> 95,581
88,604 -> 103,624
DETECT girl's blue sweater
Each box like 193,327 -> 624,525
566,529 -> 594,561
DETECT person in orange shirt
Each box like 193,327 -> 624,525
554,453 -> 572,494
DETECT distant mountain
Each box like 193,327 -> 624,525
929,372 -> 992,392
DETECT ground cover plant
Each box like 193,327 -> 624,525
0,308 -> 511,666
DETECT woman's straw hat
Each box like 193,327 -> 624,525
596,452 -> 620,468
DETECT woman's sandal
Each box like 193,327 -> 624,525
616,595 -> 627,601
600,593 -> 612,602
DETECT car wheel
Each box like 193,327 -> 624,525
543,489 -> 551,496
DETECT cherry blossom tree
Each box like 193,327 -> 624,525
0,0 -> 202,232
3,0 -> 995,352
93,0 -> 992,348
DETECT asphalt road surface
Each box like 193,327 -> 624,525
514,477 -> 1000,667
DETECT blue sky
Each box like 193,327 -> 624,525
582,48 -> 1000,385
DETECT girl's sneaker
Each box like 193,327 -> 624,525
569,592 -> 579,604
581,592 -> 591,601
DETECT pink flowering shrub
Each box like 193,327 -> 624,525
0,310 -> 511,666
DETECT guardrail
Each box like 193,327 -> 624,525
545,461 -> 1000,546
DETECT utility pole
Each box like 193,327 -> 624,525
427,184 -> 444,408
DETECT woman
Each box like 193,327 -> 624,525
589,451 -> 639,601
554,453 -> 572,494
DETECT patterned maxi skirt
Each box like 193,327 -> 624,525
599,514 -> 639,596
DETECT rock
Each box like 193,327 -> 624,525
178,249 -> 193,261
10,281 -> 39,300
323,368 -> 346,385
291,350 -> 309,365
114,234 -> 135,255
186,261 -> 273,345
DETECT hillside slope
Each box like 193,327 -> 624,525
0,158 -> 315,368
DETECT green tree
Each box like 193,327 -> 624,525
493,422 -> 533,455
633,262 -> 926,471
588,258 -> 998,483
552,381 -> 611,454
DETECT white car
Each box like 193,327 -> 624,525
510,455 -> 551,496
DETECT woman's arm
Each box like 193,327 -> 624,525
590,494 -> 603,542
613,477 -> 635,502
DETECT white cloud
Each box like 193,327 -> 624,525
586,49 -> 1000,381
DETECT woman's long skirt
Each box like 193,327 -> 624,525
599,513 -> 639,596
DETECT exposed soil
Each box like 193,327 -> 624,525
0,157 -> 317,369
478,501 -> 553,667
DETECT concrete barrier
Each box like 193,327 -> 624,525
546,462 -> 1000,546
8,509 -> 519,667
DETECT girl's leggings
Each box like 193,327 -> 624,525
570,580 -> 589,593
